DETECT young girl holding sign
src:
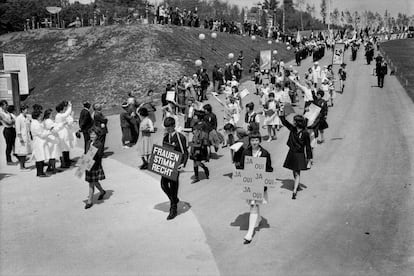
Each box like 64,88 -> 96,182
84,127 -> 107,209
237,131 -> 273,244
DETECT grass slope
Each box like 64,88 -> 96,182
0,24 -> 293,114
381,39 -> 414,102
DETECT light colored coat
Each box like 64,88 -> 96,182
43,118 -> 62,160
55,105 -> 76,151
14,113 -> 31,156
30,119 -> 50,162
311,66 -> 321,84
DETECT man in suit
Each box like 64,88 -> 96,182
161,117 -> 188,220
79,101 -> 93,154
92,103 -> 108,147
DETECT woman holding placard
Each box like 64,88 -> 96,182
237,131 -> 273,244
279,108 -> 312,200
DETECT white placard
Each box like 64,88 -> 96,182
3,54 -> 29,95
239,89 -> 250,99
166,90 -> 175,102
304,103 -> 321,127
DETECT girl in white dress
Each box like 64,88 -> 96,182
31,109 -> 52,177
138,108 -> 154,169
55,101 -> 75,168
263,93 -> 280,142
43,109 -> 63,174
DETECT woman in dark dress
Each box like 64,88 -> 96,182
237,132 -> 273,244
279,110 -> 312,200
189,119 -> 210,183
85,127 -> 107,209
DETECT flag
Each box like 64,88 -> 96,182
296,30 -> 301,43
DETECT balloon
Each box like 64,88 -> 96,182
258,26 -> 262,31
228,53 -> 234,59
251,35 -> 256,40
286,41 -> 290,45
211,32 -> 217,39
195,59 -> 202,66
273,50 -> 278,55
287,46 -> 291,50
268,40 -> 272,45
199,33 -> 205,40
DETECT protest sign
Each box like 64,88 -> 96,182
260,50 -> 271,71
304,103 -> 321,127
332,43 -> 345,65
166,90 -> 175,102
148,145 -> 182,181
239,89 -> 250,99
75,145 -> 98,178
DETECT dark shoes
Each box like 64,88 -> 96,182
243,238 -> 252,244
191,178 -> 200,184
98,191 -> 106,200
204,167 -> 210,179
292,192 -> 297,200
166,210 -> 177,220
85,203 -> 93,209
140,163 -> 148,170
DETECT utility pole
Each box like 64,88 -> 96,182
282,4 -> 285,33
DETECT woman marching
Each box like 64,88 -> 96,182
84,127 -> 107,209
31,109 -> 53,177
138,108 -> 155,170
237,131 -> 273,244
189,119 -> 210,183
279,107 -> 312,200
263,92 -> 280,142
55,101 -> 75,168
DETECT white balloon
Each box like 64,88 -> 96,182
211,32 -> 217,39
228,53 -> 234,59
195,59 -> 202,66
251,35 -> 256,40
268,40 -> 272,45
287,46 -> 291,50
286,41 -> 290,45
273,50 -> 278,55
199,33 -> 206,40
258,26 -> 262,30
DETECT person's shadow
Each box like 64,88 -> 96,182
278,178 -> 307,192
82,189 -> 114,205
154,201 -> 191,216
230,212 -> 270,231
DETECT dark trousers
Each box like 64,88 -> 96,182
82,131 -> 90,154
161,176 -> 179,209
3,127 -> 16,163
377,75 -> 385,88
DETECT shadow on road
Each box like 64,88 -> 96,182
154,201 -> 192,216
82,189 -> 114,205
103,151 -> 114,158
230,212 -> 270,231
0,173 -> 13,181
223,172 -> 233,179
278,178 -> 308,192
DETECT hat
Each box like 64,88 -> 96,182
121,102 -> 129,108
314,61 -> 319,65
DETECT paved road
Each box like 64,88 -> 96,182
1,46 -> 414,275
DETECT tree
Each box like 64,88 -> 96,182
320,0 -> 327,25
329,8 -> 339,26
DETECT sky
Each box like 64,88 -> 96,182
70,0 -> 414,18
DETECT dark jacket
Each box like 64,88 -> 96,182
93,111 -> 108,134
237,145 -> 273,172
280,115 -> 313,160
79,108 -> 93,132
203,112 -> 217,132
120,111 -> 131,128
162,132 -> 189,166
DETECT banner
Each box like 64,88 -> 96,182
3,54 -> 29,95
148,145 -> 182,181
304,103 -> 321,127
332,43 -> 345,65
0,73 -> 13,104
75,145 -> 99,178
260,50 -> 271,71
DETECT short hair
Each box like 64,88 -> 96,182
245,102 -> 254,110
275,83 -> 282,89
43,108 -> 53,120
21,104 -> 29,112
56,102 -> 65,112
31,109 -> 42,120
163,117 -> 176,127
223,123 -> 235,131
203,104 -> 212,113
232,86 -> 239,93
293,115 -> 306,129
147,89 -> 154,96
88,126 -> 102,136
93,103 -> 102,111
33,104 -> 43,112
0,100 -> 7,107
7,105 -> 15,113
317,90 -> 324,97
269,92 -> 275,98
138,107 -> 148,117
249,131 -> 262,142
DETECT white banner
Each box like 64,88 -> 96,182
260,50 -> 271,71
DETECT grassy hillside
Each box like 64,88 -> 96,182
381,39 -> 414,102
0,24 -> 293,114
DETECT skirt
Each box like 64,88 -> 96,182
318,119 -> 329,130
283,150 -> 309,171
85,163 -> 106,182
141,134 -> 153,156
